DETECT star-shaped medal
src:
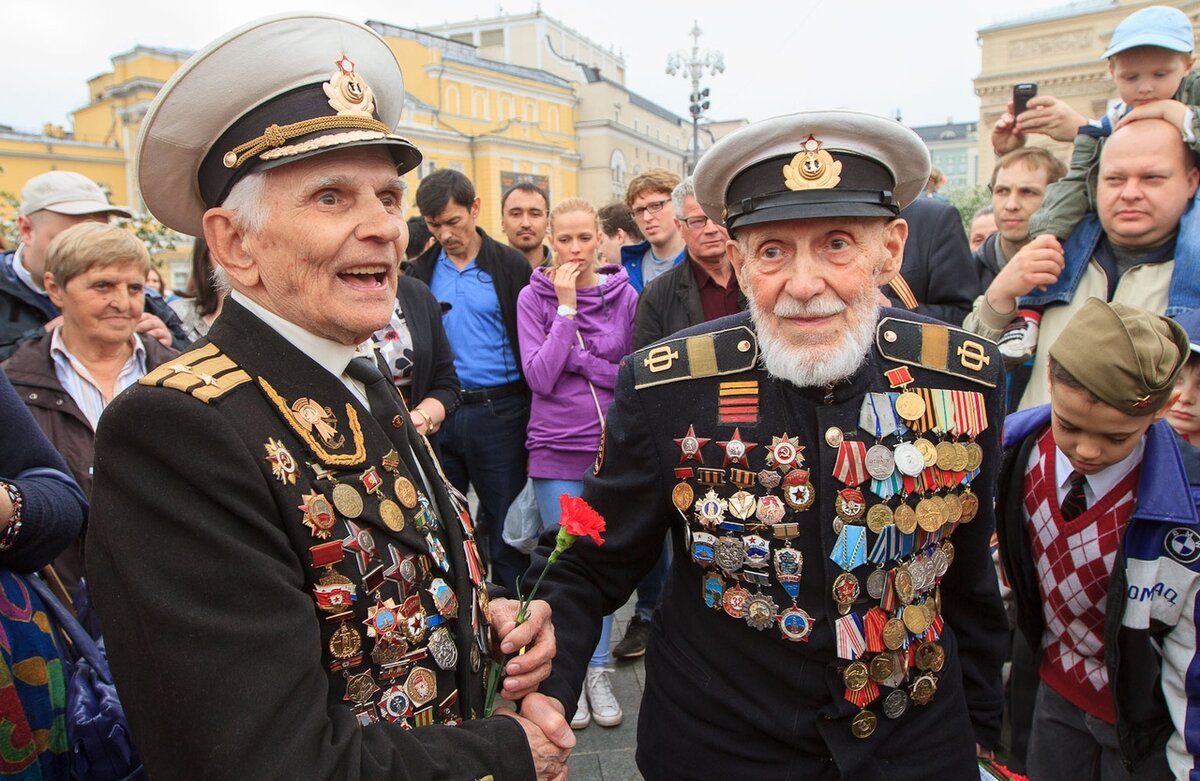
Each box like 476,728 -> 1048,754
716,428 -> 758,467
298,491 -> 336,539
674,424 -> 711,464
765,433 -> 804,473
341,520 -> 377,574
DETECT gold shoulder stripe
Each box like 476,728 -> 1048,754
632,326 -> 758,390
138,343 -> 249,402
258,377 -> 366,466
888,274 -> 919,310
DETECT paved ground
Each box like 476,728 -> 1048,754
562,598 -> 645,781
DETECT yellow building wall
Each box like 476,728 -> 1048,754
0,137 -> 128,215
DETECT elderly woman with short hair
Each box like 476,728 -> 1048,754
3,221 -> 177,595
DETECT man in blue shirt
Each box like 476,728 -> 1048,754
410,170 -> 532,591
620,169 -> 687,293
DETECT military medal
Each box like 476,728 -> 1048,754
694,489 -> 728,529
779,606 -> 814,642
394,476 -> 418,509
702,572 -> 725,610
405,667 -> 437,707
843,661 -> 870,692
745,593 -> 778,630
914,641 -> 945,673
851,709 -> 877,739
866,503 -> 893,534
824,426 -> 844,448
264,438 -> 298,484
869,652 -> 896,684
832,572 -> 861,615
882,688 -> 909,719
893,502 -> 918,535
894,390 -> 926,422
379,500 -> 405,532
728,490 -> 757,520
674,424 -> 710,463
765,433 -> 804,473
864,445 -> 895,481
672,469 -> 695,512
311,541 -> 357,614
291,397 -> 346,449
717,428 -> 757,467
341,520 -> 377,573
742,535 -> 770,568
893,442 -> 924,477
959,491 -> 979,523
756,495 -> 785,525
913,438 -> 938,468
379,686 -> 412,723
909,673 -> 937,705
942,493 -> 963,524
782,470 -> 815,512
934,441 -> 956,472
691,532 -> 716,565
722,584 -> 750,618
964,442 -> 984,473
902,603 -> 930,634
866,567 -> 887,600
915,498 -> 942,532
835,489 -> 867,522
299,491 -> 337,538
400,594 -> 427,644
329,621 -> 363,661
892,565 -> 915,605
758,469 -> 782,490
345,671 -> 380,707
833,440 -> 869,488
773,547 -> 803,599
882,617 -> 906,650
427,626 -> 458,670
714,536 -> 745,574
332,483 -> 364,519
427,578 -> 458,618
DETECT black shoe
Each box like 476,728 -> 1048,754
613,616 -> 650,659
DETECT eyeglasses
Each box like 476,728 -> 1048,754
632,198 -> 671,219
680,215 -> 714,230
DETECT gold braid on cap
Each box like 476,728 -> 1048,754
222,56 -> 391,170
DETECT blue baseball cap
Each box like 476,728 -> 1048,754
1174,309 -> 1200,355
1103,5 -> 1195,59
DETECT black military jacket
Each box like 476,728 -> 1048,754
531,309 -> 1007,781
86,299 -> 533,780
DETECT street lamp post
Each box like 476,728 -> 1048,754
666,21 -> 724,174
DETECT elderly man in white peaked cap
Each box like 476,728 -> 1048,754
523,110 -> 1010,779
85,13 -> 572,780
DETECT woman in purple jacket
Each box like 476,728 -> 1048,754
516,197 -> 638,731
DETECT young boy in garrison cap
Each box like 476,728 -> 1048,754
995,298 -> 1198,779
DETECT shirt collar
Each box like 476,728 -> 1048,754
1054,437 -> 1145,499
49,324 -> 146,369
230,290 -> 372,380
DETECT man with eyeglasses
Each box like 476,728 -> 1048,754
620,169 -> 688,293
612,175 -> 748,662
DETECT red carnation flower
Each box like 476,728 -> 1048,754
558,494 -> 606,546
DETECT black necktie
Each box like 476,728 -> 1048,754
1061,470 -> 1088,522
345,355 -> 427,482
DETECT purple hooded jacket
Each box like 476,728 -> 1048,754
517,264 -> 638,480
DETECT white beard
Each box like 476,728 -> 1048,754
746,284 -> 880,388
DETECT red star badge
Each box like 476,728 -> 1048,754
674,424 -> 711,464
716,428 -> 758,467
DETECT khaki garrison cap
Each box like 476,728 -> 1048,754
137,13 -> 422,237
1050,298 -> 1188,415
692,110 -> 930,233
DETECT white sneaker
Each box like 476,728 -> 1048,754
585,666 -> 623,727
570,686 -> 590,730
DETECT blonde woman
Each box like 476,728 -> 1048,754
516,198 -> 638,730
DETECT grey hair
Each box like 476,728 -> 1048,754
221,171 -> 271,235
671,176 -> 695,220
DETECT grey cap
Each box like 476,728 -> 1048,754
19,171 -> 132,218
137,12 -> 421,237
692,110 -> 930,233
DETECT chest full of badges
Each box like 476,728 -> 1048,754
670,367 -> 988,739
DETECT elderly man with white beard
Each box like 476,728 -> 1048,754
523,111 -> 1009,780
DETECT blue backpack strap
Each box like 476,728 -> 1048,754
25,573 -> 113,685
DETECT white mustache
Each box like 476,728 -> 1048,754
773,295 -> 847,318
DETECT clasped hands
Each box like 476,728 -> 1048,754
489,598 -> 574,781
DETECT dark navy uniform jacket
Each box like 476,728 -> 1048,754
86,299 -> 534,780
531,309 -> 1008,781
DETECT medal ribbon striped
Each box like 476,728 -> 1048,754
930,389 -> 949,435
835,613 -> 867,660
859,393 -> 899,440
864,607 -> 888,653
830,525 -> 868,570
846,679 -> 880,707
834,440 -> 869,487
867,525 -> 903,565
870,472 -> 903,501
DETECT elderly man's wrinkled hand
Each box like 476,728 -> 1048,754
490,598 -> 555,699
496,699 -> 572,781
136,313 -> 173,347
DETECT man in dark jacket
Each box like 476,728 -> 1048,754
408,169 -> 533,592
886,195 -> 977,325
0,171 -> 188,360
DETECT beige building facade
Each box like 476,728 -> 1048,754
975,0 -> 1200,184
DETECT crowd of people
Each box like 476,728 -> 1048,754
2,5 -> 1200,781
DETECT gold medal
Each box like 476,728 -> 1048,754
672,482 -> 694,511
394,476 -> 418,508
950,443 -> 970,473
380,499 -> 405,532
934,441 -> 956,471
914,438 -> 938,467
843,660 -> 870,692
894,391 -> 926,422
902,603 -> 930,634
915,641 -> 945,673
959,491 -> 979,523
927,496 -> 948,528
332,483 -> 364,519
882,617 -> 906,650
893,503 -> 918,535
866,503 -> 894,534
851,708 -> 877,739
942,493 -> 963,524
964,442 -> 984,472
915,499 -> 941,532
329,621 -> 362,660
941,540 -> 955,566
893,566 -> 915,605
299,491 -> 337,539
909,673 -> 937,705
869,652 -> 896,683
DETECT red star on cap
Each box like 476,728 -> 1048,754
674,424 -> 711,464
717,428 -> 758,467
335,55 -> 356,74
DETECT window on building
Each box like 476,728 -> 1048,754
444,85 -> 461,115
480,29 -> 504,47
498,96 -> 511,121
473,90 -> 488,120
546,106 -> 560,132
450,33 -> 472,45
523,100 -> 537,123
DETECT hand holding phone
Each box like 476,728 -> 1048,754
1013,82 -> 1037,118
